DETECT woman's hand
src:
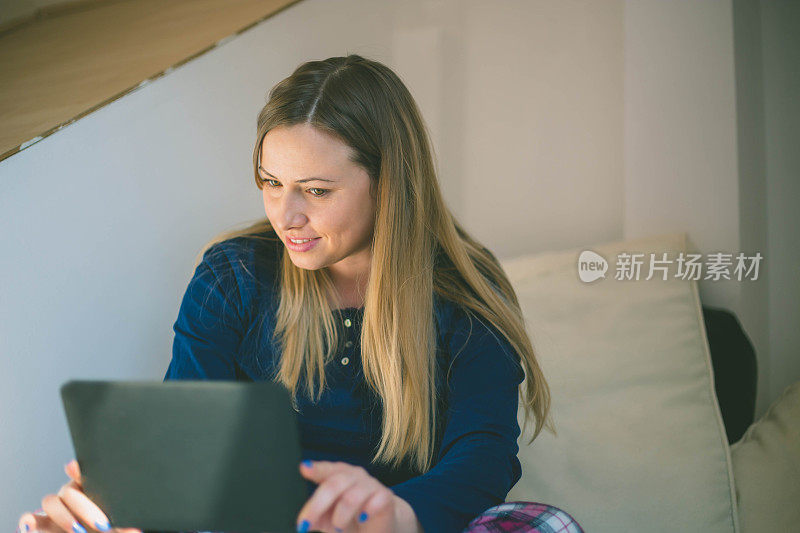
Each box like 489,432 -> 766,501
17,459 -> 142,533
296,460 -> 422,533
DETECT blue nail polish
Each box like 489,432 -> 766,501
297,519 -> 310,533
95,520 -> 111,531
23,525 -> 30,533
359,512 -> 369,522
301,460 -> 312,468
335,528 -> 343,532
73,522 -> 87,533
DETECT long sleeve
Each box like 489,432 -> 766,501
390,308 -> 526,533
163,244 -> 246,381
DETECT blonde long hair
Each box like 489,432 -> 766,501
198,55 -> 555,474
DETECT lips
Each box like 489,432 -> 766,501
284,236 -> 321,252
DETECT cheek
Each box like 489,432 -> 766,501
262,197 -> 281,230
347,203 -> 376,240
262,191 -> 274,216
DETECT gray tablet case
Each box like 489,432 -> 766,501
60,380 -> 308,533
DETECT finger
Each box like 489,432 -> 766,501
329,478 -> 385,532
297,468 -> 362,533
65,460 -> 82,487
298,460 -> 352,485
42,492 -> 90,533
56,481 -> 112,532
356,489 -> 395,533
297,471 -> 358,533
18,511 -> 60,533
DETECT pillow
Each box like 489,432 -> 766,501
502,232 -> 739,533
730,380 -> 800,532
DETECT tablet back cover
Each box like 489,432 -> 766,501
61,380 -> 307,533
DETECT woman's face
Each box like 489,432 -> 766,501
259,123 -> 377,276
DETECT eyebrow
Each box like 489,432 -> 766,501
258,165 -> 337,184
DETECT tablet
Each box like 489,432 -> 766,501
60,380 -> 309,533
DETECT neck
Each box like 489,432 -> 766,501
328,282 -> 366,310
326,253 -> 371,309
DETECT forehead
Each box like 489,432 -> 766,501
260,125 -> 354,171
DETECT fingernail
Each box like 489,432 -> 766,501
296,519 -> 310,533
301,460 -> 312,468
335,528 -> 343,533
72,522 -> 87,533
95,520 -> 111,531
359,512 -> 369,522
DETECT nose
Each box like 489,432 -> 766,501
271,189 -> 309,231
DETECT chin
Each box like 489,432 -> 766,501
286,252 -> 324,271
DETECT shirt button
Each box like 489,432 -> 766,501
341,357 -> 350,366
344,318 -> 352,327
345,340 -> 354,348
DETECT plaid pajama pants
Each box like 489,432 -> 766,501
462,501 -> 584,533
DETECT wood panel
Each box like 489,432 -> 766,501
0,0 -> 302,161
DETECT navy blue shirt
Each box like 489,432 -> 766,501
163,234 -> 525,533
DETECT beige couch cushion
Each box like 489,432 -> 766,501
502,232 -> 739,532
730,380 -> 800,532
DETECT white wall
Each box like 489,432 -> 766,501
623,0 -> 755,400
2,0 -> 797,525
623,0 -> 741,311
386,0 -> 625,257
438,1 -> 625,256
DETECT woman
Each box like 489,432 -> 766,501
18,55 -> 581,533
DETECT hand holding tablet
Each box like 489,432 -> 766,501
17,459 -> 142,533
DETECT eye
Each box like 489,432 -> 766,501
260,177 -> 329,198
308,188 -> 329,197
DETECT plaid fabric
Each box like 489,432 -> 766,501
462,501 -> 584,533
